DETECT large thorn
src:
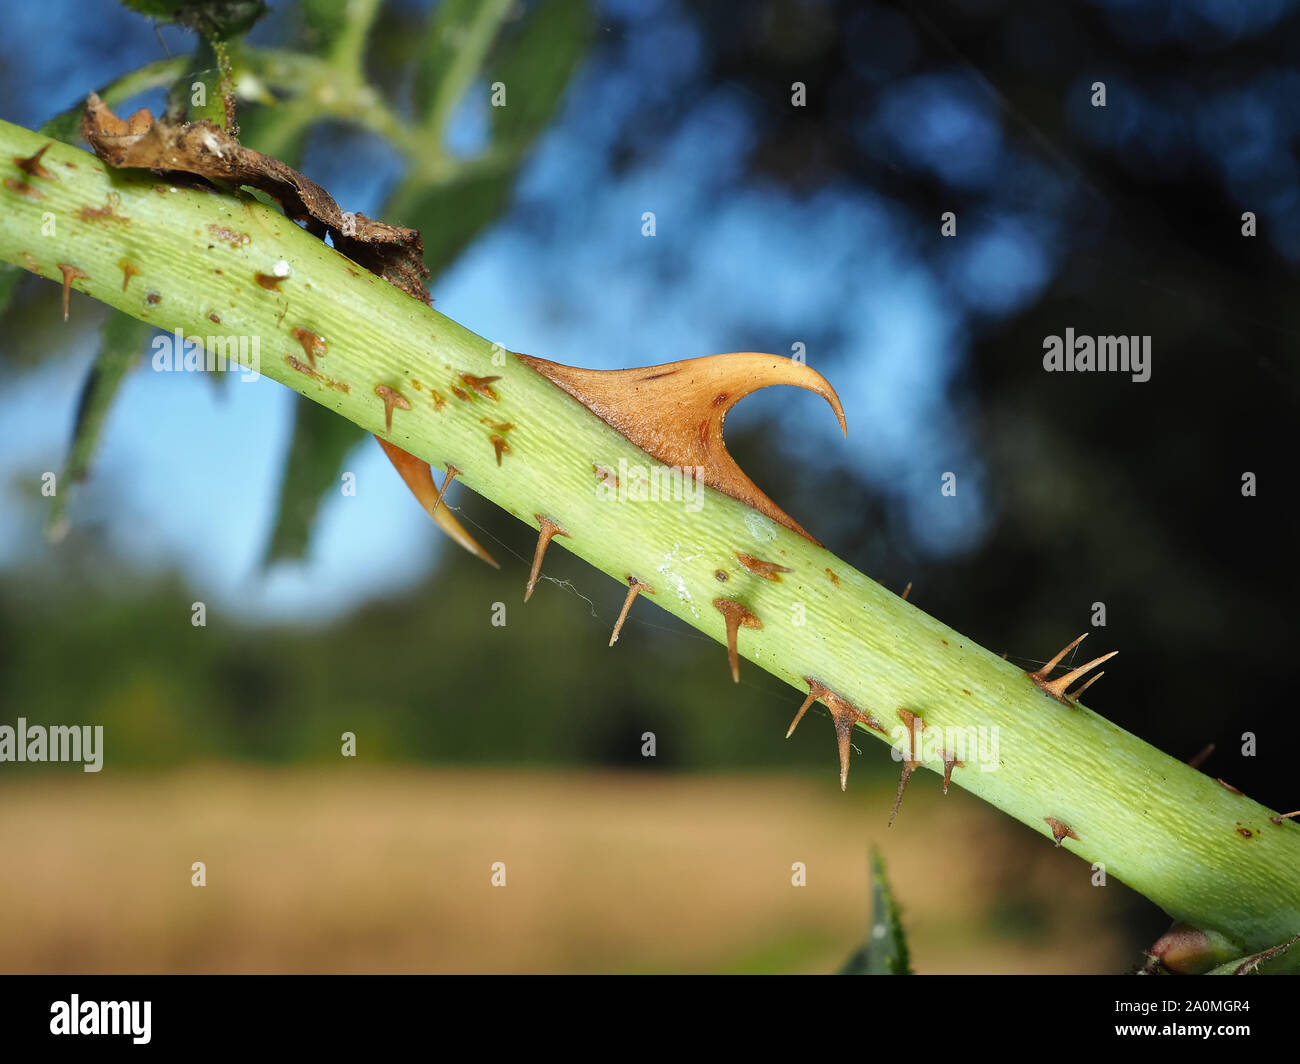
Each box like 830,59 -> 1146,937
374,438 -> 498,567
525,515 -> 569,601
1027,632 -> 1117,704
712,598 -> 762,683
609,577 -> 653,646
787,678 -> 883,791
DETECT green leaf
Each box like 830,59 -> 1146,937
839,848 -> 912,975
264,395 -> 364,563
48,311 -> 153,537
413,0 -> 514,135
486,0 -> 592,150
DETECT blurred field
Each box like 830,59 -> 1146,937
0,765 -> 1136,973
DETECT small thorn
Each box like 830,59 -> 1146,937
734,552 -> 793,582
712,598 -> 762,682
788,678 -> 879,790
1187,743 -> 1215,770
15,143 -> 53,179
1028,632 -> 1089,681
609,577 -> 652,646
1269,810 -> 1299,825
57,263 -> 89,321
430,463 -> 460,520
889,708 -> 924,826
1043,816 -> 1079,847
942,752 -> 963,795
374,384 -> 411,433
1066,670 -> 1105,702
901,581 -> 912,601
525,515 -> 569,601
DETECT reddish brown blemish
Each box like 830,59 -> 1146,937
374,384 -> 411,433
460,373 -> 501,401
787,677 -> 885,791
525,516 -> 570,602
285,355 -> 348,394
119,261 -> 140,292
1216,778 -> 1244,795
962,688 -> 971,696
14,143 -> 53,179
1043,817 -> 1079,847
712,598 -> 762,684
290,327 -> 327,368
76,193 -> 129,225
609,577 -> 654,647
146,292 -> 161,304
56,263 -> 89,321
1235,824 -> 1254,839
714,569 -> 728,582
431,391 -> 446,412
735,552 -> 793,582
824,567 -> 840,586
254,272 -> 282,291
207,224 -> 250,248
208,312 -> 221,324
593,463 -> 617,488
489,435 -> 511,465
450,385 -> 472,402
941,639 -> 949,646
4,177 -> 44,200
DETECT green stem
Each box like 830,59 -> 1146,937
2,119 -> 1297,967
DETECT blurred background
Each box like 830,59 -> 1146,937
0,0 -> 1296,973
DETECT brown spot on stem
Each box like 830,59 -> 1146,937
489,435 -> 511,465
254,272 -> 282,291
207,223 -> 250,248
890,708 -> 925,826
146,292 -> 161,304
525,516 -> 569,602
374,384 -> 411,433
787,677 -> 883,791
450,385 -> 471,402
1043,817 -> 1079,847
76,192 -> 129,224
431,391 -> 446,412
290,327 -> 327,368
4,177 -> 44,200
735,552 -> 793,582
56,263 -> 89,321
824,568 -> 840,586
1236,824 -> 1253,839
14,143 -> 53,179
208,312 -> 221,324
712,598 -> 762,683
609,577 -> 654,646
1026,632 -> 1117,704
714,569 -> 728,582
460,373 -> 501,400
119,261 -> 140,291
593,463 -> 617,488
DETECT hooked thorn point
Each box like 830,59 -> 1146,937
609,577 -> 653,646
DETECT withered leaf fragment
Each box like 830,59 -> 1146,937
80,95 -> 430,303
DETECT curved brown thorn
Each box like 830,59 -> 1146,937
1044,817 -> 1079,847
713,598 -> 762,683
373,439 -> 498,567
525,515 -> 569,602
787,678 -> 879,791
609,577 -> 653,646
890,708 -> 924,826
517,352 -> 846,543
15,143 -> 53,179
901,581 -> 912,601
374,384 -> 411,433
1028,632 -> 1117,704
